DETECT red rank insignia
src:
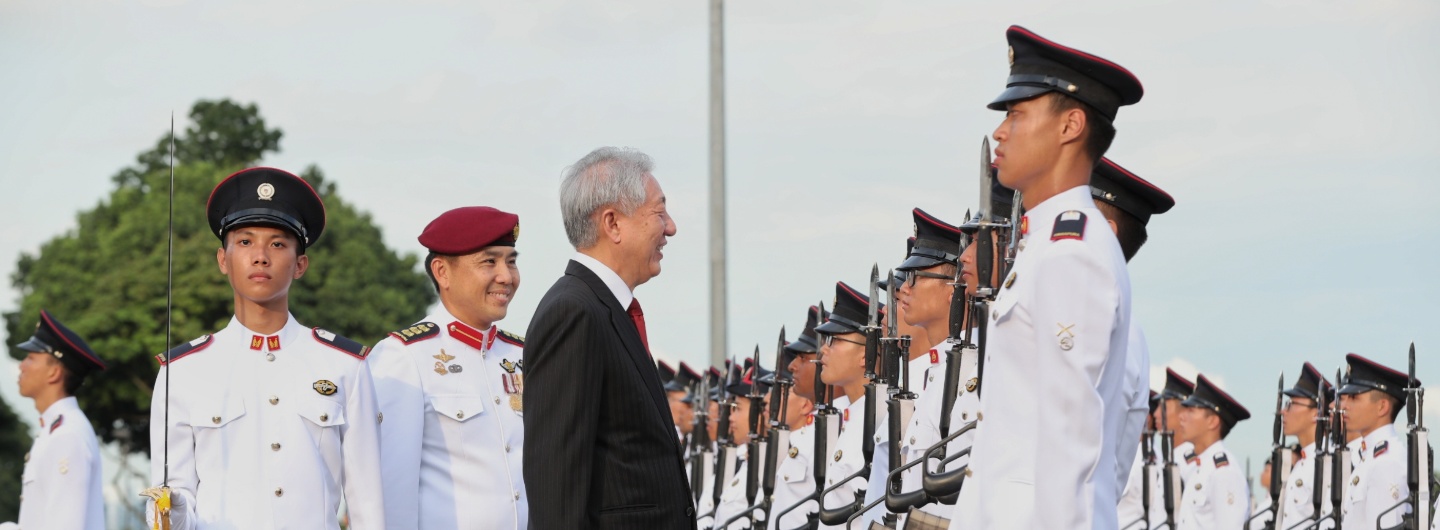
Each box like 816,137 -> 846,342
250,335 -> 264,350
267,335 -> 281,351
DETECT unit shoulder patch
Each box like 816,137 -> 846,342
389,322 -> 439,344
157,334 -> 214,365
312,328 -> 370,360
496,328 -> 525,347
1050,210 -> 1087,242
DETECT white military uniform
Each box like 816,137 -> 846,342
147,314 -> 385,530
1176,440 -> 1250,530
1283,442 -> 1337,527
714,445 -> 754,529
1342,424 -> 1408,530
900,339 -> 977,523
1116,323 -> 1150,498
7,397 -> 105,530
955,186 -> 1132,530
819,395 -> 866,530
771,418 -> 817,530
1116,448 -> 1149,528
859,348 -> 946,526
369,309 -> 528,530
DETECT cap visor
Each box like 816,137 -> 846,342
813,320 -> 859,335
16,337 -> 51,353
1336,383 -> 1370,395
987,85 -> 1053,111
1281,388 -> 1315,400
897,254 -> 947,272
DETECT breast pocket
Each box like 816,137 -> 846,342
298,396 -> 347,449
990,289 -> 1021,325
778,451 -> 810,484
430,395 -> 487,424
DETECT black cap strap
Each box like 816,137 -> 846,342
1007,74 -> 1081,94
823,314 -> 866,333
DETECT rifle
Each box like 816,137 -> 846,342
1379,343 -> 1434,530
845,270 -> 915,528
1122,427 -> 1157,530
720,346 -> 774,530
1291,378 -> 1331,530
776,302 -> 835,530
818,268 -> 884,526
1249,374 -> 1293,530
693,370 -> 715,503
703,358 -> 741,522
1159,398 -> 1180,530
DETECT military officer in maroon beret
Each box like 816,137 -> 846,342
369,206 -> 528,530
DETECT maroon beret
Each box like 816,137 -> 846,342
418,206 -> 520,255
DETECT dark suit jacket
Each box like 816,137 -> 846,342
524,260 -> 696,529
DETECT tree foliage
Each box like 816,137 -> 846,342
4,99 -> 434,457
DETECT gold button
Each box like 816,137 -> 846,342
505,444 -> 511,453
457,411 -> 465,419
212,416 -> 221,424
319,413 -> 329,422
266,353 -> 275,362
271,443 -> 281,451
275,488 -> 284,497
269,396 -> 279,405
513,492 -> 520,500
962,413 -> 968,420
965,468 -> 973,477
495,397 -> 501,405
977,411 -> 984,421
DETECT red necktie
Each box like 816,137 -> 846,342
628,298 -> 651,357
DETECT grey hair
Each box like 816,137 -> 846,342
560,146 -> 654,249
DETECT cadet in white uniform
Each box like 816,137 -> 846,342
145,167 -> 385,530
771,306 -> 823,530
4,310 -> 107,530
1337,354 -> 1414,530
857,211 -> 961,527
1280,362 -> 1335,526
713,365 -> 775,529
954,25 -> 1144,530
368,206 -> 527,530
813,282 -> 880,530
1174,374 -> 1252,529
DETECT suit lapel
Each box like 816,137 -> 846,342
565,261 -> 676,435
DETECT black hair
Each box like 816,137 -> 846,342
1048,93 -> 1116,166
1093,201 -> 1148,262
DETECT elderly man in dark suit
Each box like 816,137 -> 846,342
524,146 -> 692,529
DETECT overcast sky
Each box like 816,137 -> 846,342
2,0 -> 1438,492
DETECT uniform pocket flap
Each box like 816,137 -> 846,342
299,397 -> 346,427
193,395 -> 246,429
430,394 -> 486,423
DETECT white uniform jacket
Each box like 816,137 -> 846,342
860,347 -> 946,525
771,420 -> 817,530
960,186 -> 1132,530
369,309 -> 528,530
1343,424 -> 1408,530
904,339 -> 979,521
819,396 -> 868,530
12,397 -> 104,530
1177,441 -> 1250,530
147,314 -> 385,530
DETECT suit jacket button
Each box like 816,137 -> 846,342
686,505 -> 695,517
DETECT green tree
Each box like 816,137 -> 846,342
4,99 -> 434,458
0,397 -> 31,520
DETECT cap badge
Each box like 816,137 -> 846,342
512,222 -> 521,241
1067,84 -> 1078,93
913,222 -> 919,238
257,182 -> 276,201
1007,45 -> 1015,67
313,380 -> 337,396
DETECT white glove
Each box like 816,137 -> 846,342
142,486 -> 191,530
1,521 -> 22,530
